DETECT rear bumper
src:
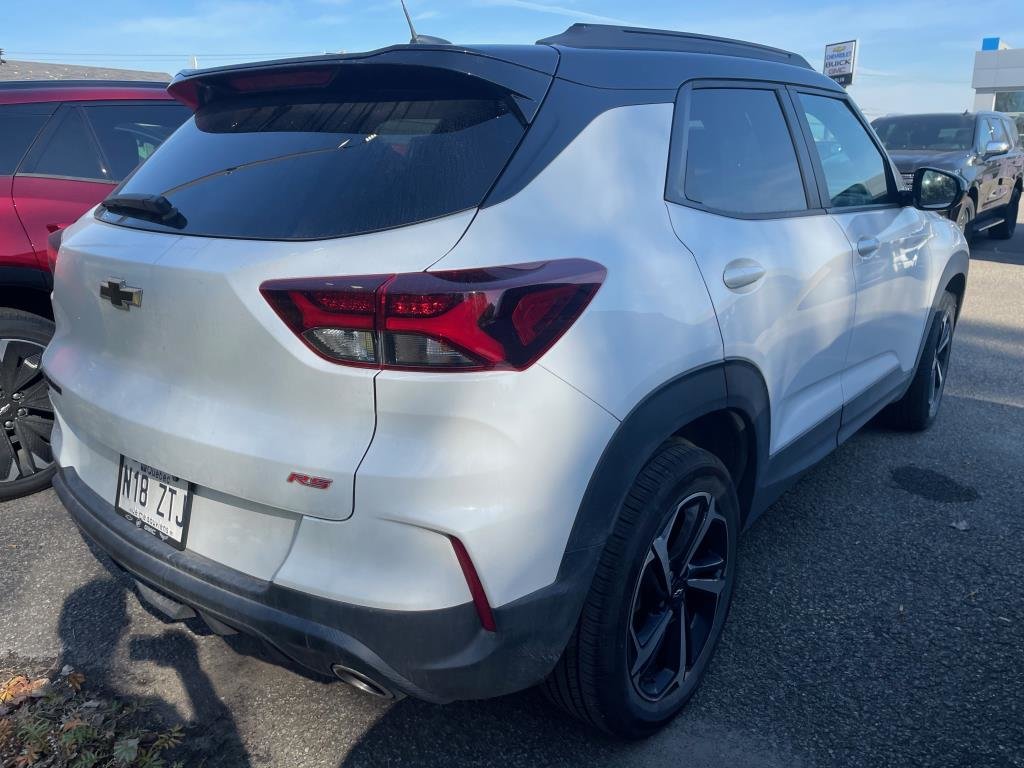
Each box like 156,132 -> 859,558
54,467 -> 594,703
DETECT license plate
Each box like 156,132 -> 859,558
116,457 -> 193,549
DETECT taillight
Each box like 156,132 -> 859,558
260,259 -> 605,372
46,228 -> 65,273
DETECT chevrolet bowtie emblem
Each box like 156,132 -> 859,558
100,278 -> 143,310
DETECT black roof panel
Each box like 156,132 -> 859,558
538,24 -> 812,69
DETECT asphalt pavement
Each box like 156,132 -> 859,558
2,213 -> 1022,767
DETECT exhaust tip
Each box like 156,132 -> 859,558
331,664 -> 394,700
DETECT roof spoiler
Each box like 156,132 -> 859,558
167,48 -> 554,121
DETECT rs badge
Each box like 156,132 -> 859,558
287,472 -> 333,490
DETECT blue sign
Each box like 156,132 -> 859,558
982,37 -> 1001,51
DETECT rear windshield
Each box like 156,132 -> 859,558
97,66 -> 527,240
872,114 -> 975,152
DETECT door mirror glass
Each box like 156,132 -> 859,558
984,140 -> 1010,157
912,168 -> 962,211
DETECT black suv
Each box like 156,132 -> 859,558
873,111 -> 1023,239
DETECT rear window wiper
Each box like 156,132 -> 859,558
100,193 -> 186,229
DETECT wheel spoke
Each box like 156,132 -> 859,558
18,379 -> 52,414
651,533 -> 674,596
630,608 -> 672,679
683,496 -> 721,567
687,551 -> 725,578
686,576 -> 727,597
12,351 -> 42,392
0,341 -> 21,392
0,430 -> 16,481
676,602 -> 690,677
13,418 -> 52,473
936,319 -> 952,355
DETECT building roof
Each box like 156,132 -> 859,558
0,59 -> 170,82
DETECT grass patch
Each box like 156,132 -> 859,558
1,665 -> 185,768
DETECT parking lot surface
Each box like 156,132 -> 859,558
2,214 -> 1022,767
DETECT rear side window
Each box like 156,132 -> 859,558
98,66 -> 528,240
21,107 -> 105,181
797,94 -> 894,208
20,102 -> 189,183
668,87 -> 807,216
83,104 -> 191,181
0,104 -> 53,175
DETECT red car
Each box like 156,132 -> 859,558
0,80 -> 189,499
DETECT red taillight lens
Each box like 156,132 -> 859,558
46,227 -> 65,273
260,259 -> 605,372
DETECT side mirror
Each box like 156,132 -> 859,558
984,140 -> 1010,157
912,168 -> 962,212
913,168 -> 958,214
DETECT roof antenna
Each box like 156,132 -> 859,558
399,0 -> 451,45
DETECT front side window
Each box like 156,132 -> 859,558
1003,118 -> 1018,148
983,116 -> 1008,146
798,94 -> 894,208
668,87 -> 807,215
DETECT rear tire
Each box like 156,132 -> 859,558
544,439 -> 739,738
884,292 -> 957,432
988,187 -> 1019,240
0,309 -> 56,501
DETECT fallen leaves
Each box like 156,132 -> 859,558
0,676 -> 48,707
67,671 -> 86,692
0,666 -> 188,767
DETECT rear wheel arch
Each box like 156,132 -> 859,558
563,359 -> 769,559
0,287 -> 53,322
0,268 -> 54,322
944,271 -> 967,321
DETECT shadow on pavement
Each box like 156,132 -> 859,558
969,215 -> 1024,265
338,690 -> 631,768
57,575 -> 253,767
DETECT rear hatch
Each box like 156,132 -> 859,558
45,48 -> 554,521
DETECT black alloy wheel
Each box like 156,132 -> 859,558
927,306 -> 954,419
628,490 -> 730,702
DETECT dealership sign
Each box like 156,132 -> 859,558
824,39 -> 858,87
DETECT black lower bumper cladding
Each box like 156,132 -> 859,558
53,468 -> 589,703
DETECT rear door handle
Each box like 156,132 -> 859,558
722,260 -> 766,290
856,237 -> 880,258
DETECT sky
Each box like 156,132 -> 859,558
3,0 -> 1021,117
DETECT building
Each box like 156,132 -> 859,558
0,59 -> 170,82
972,38 -> 1024,142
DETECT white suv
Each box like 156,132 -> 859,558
45,25 -> 969,737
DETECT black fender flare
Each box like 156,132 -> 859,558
561,359 -> 770,557
936,248 -> 969,318
541,360 -> 770,650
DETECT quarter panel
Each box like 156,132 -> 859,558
434,102 -> 724,419
358,364 -> 619,608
